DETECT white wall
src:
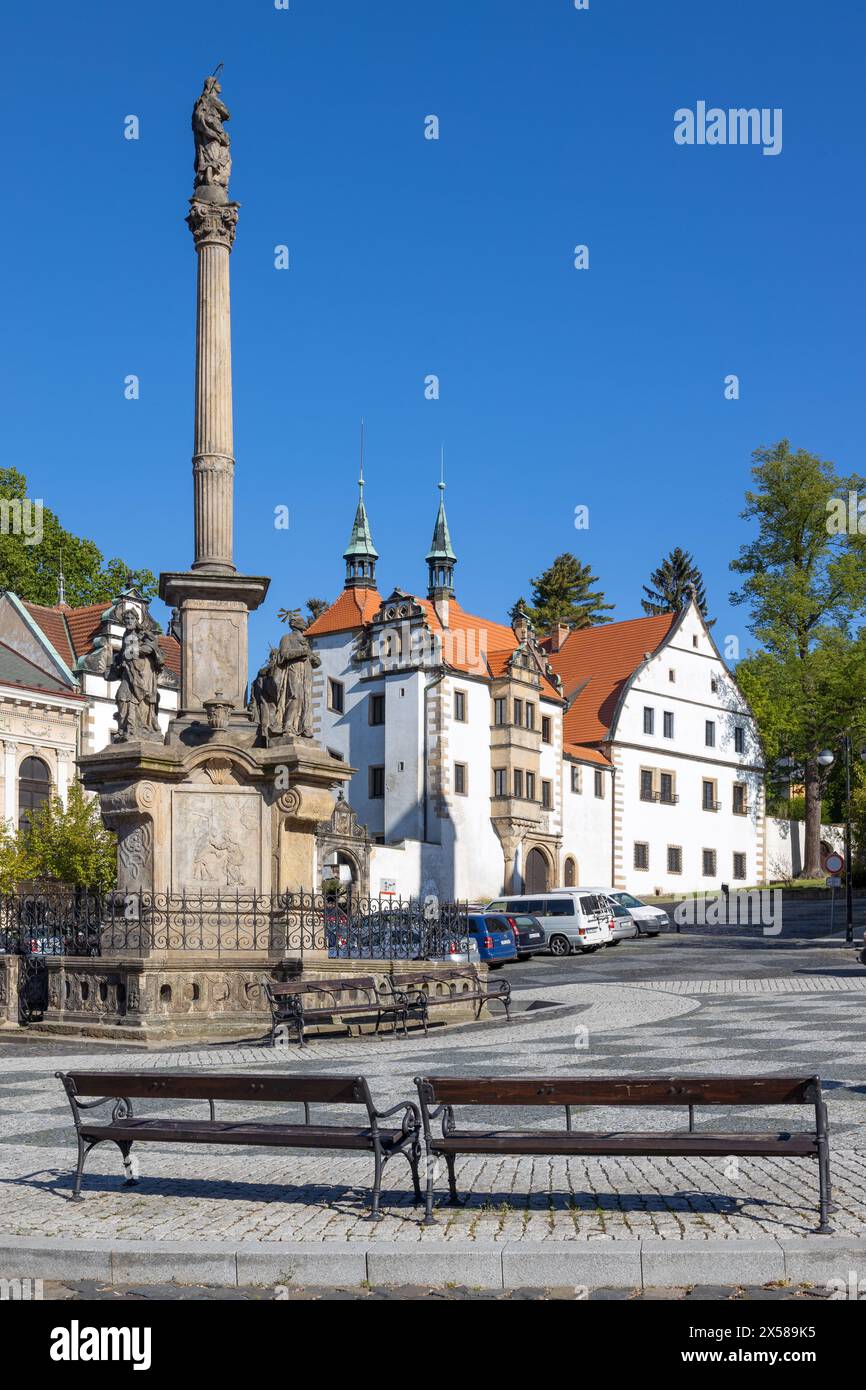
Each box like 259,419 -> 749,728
613,605 -> 764,893
560,761 -> 613,885
765,818 -> 844,881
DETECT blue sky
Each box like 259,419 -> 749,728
3,0 -> 864,666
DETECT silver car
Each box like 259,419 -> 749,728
485,892 -> 613,956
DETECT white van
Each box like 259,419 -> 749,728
579,888 -> 669,937
484,891 -> 613,957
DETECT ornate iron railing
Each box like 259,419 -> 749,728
0,889 -> 470,960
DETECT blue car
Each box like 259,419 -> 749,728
466,913 -> 518,966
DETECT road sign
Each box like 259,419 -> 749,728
823,851 -> 845,875
826,875 -> 842,889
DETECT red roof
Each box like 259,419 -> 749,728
550,612 -> 678,746
305,588 -> 383,636
24,600 -> 181,680
563,743 -> 612,768
417,600 -> 562,698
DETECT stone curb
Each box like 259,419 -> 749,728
2,1236 -> 866,1290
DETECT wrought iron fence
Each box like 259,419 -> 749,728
0,889 -> 470,960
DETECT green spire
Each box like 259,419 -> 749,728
343,423 -> 378,589
427,450 -> 456,597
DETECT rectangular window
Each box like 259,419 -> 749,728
328,679 -> 344,714
734,726 -> 745,754
643,707 -> 655,735
494,697 -> 506,726
733,851 -> 747,880
369,765 -> 385,799
702,848 -> 717,877
541,779 -> 552,809
634,842 -> 649,871
705,720 -> 715,747
454,762 -> 467,795
513,768 -> 523,798
369,693 -> 385,725
525,703 -> 535,730
659,772 -> 674,804
513,698 -> 523,726
594,770 -> 604,798
667,845 -> 682,874
702,779 -> 717,811
570,765 -> 582,793
663,711 -> 674,739
493,768 -> 506,797
454,690 -> 467,722
541,715 -> 552,744
668,668 -> 676,683
733,783 -> 747,815
525,771 -> 536,801
710,675 -> 719,694
640,769 -> 655,802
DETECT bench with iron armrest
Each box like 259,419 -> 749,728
264,976 -> 407,1046
414,1074 -> 833,1232
56,1071 -> 422,1220
385,966 -> 511,1035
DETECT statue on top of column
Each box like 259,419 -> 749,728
192,68 -> 232,204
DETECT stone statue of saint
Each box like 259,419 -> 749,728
107,609 -> 165,742
192,72 -> 232,202
248,611 -> 321,744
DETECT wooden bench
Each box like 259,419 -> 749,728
56,1071 -> 422,1220
414,1074 -> 833,1232
385,966 -> 511,1033
264,976 -> 407,1046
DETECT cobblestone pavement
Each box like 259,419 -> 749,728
2,928 -> 865,1245
40,1280 -> 834,1301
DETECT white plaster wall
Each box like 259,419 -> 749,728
438,674 -> 504,901
614,606 -> 764,893
311,630 -> 386,836
560,761 -> 614,885
765,818 -> 844,881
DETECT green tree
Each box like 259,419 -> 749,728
0,467 -> 156,606
513,553 -> 613,632
642,547 -> 711,621
306,597 -> 329,621
23,784 -> 117,891
0,820 -> 35,893
731,440 -> 866,876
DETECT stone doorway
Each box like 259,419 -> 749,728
525,846 -> 550,894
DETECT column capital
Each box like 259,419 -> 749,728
186,198 -> 240,251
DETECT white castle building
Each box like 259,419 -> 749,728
306,480 -> 767,902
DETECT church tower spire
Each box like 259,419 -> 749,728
342,419 -> 378,590
426,447 -> 456,604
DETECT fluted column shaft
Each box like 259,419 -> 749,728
186,199 -> 239,573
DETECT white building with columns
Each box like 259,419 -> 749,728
0,588 -> 179,829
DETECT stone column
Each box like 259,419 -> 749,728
56,747 -> 73,806
186,199 -> 240,575
2,740 -> 17,825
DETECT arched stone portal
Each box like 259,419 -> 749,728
525,846 -> 550,894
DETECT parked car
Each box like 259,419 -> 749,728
497,912 -> 547,960
580,888 -> 669,936
484,892 -> 613,956
604,897 -> 639,944
465,913 -> 519,966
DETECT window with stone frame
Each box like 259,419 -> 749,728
513,768 -> 524,798
493,767 -> 507,797
594,770 -> 604,798
525,702 -> 535,730
734,725 -> 746,754
369,693 -> 385,725
368,765 -> 385,798
494,697 -> 507,725
705,720 -> 715,747
328,678 -> 345,713
667,845 -> 683,874
633,841 -> 649,870
454,762 -> 468,795
733,782 -> 748,815
454,689 -> 467,722
643,706 -> 655,735
541,715 -> 552,743
525,771 -> 536,801
541,779 -> 552,809
702,848 -> 717,877
570,764 -> 582,793
663,710 -> 674,739
733,851 -> 747,879
513,697 -> 523,726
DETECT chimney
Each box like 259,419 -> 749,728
542,623 -> 571,653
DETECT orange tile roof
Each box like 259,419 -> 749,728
416,600 -> 562,698
550,611 -> 678,746
25,600 -> 181,680
22,601 -> 75,667
563,742 -> 612,768
305,588 -> 383,636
